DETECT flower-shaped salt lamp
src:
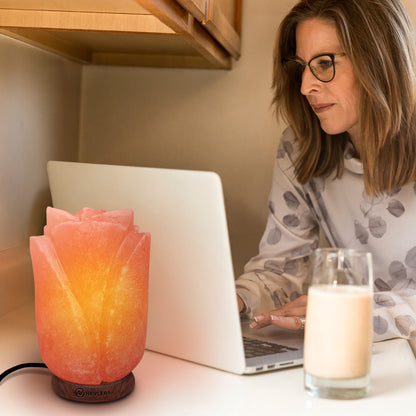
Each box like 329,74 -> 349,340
30,207 -> 150,403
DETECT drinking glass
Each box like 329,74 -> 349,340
304,248 -> 373,399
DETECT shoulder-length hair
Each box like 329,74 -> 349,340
273,0 -> 416,195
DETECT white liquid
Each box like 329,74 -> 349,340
304,285 -> 373,379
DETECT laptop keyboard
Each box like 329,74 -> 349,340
243,336 -> 298,358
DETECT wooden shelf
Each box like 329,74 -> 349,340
0,0 -> 241,69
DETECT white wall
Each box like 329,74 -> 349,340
0,35 -> 82,314
79,0 -> 299,275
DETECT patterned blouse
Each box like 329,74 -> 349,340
236,127 -> 416,341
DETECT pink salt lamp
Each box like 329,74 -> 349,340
30,207 -> 150,402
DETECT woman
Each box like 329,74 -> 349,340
236,0 -> 416,341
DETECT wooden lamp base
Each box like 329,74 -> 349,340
51,372 -> 135,403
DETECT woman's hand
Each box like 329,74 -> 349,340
250,295 -> 308,331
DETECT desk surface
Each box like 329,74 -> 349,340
2,303 -> 416,416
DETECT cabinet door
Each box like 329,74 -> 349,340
176,0 -> 241,59
135,0 -> 231,68
175,0 -> 206,21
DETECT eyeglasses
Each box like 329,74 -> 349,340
283,53 -> 346,83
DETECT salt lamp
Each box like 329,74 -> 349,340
30,207 -> 150,402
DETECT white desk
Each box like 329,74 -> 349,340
2,303 -> 416,416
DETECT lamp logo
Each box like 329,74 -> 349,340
74,388 -> 111,399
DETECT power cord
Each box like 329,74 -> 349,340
0,363 -> 48,382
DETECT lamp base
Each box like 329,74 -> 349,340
51,372 -> 135,403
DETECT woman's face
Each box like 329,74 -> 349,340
296,18 -> 360,144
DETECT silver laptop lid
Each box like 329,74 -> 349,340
47,161 -> 247,374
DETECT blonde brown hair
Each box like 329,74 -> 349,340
273,0 -> 416,195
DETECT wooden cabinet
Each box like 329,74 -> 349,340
0,0 -> 241,69
173,0 -> 241,58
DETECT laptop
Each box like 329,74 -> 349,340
47,161 -> 303,374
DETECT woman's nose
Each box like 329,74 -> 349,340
300,66 -> 321,95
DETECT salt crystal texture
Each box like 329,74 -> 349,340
30,207 -> 150,385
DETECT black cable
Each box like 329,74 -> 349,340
0,363 -> 48,382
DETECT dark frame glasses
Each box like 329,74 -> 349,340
283,53 -> 346,83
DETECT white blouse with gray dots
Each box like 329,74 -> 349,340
236,127 -> 416,342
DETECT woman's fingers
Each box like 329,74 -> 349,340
250,295 -> 308,330
250,313 -> 272,329
270,315 -> 305,330
250,308 -> 306,329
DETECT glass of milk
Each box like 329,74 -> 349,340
304,248 -> 373,399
